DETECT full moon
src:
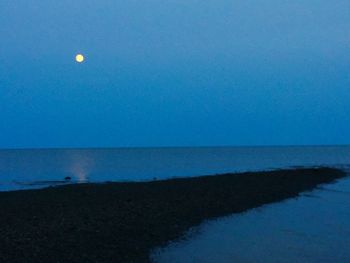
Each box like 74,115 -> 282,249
75,54 -> 84,63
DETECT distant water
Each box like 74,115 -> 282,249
0,146 -> 349,191
152,173 -> 350,263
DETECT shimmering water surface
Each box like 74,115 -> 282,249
152,175 -> 350,263
0,146 -> 349,191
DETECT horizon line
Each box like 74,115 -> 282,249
0,144 -> 349,151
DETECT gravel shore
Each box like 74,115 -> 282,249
0,167 -> 345,262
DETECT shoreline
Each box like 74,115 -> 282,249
0,167 -> 346,262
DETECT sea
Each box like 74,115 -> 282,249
152,174 -> 350,263
1,145 -> 349,262
0,145 -> 349,191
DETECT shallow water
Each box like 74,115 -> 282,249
0,146 -> 349,191
152,174 -> 350,263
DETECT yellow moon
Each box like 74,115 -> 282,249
75,54 -> 84,63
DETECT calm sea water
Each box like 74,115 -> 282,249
152,173 -> 350,263
0,146 -> 349,191
1,146 -> 350,262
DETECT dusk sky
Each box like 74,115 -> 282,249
0,0 -> 349,148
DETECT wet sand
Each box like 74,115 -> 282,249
0,167 -> 346,262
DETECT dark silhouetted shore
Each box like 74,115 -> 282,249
0,167 -> 346,262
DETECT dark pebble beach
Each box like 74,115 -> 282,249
0,167 -> 346,262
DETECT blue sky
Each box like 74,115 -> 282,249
0,0 -> 349,148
